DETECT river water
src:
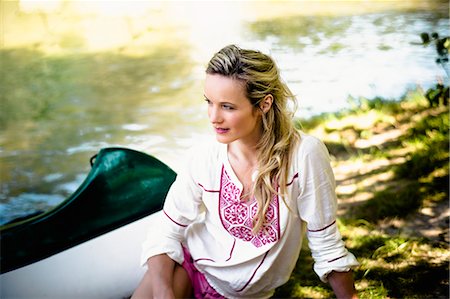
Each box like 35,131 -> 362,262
0,1 -> 448,224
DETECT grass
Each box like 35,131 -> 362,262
274,88 -> 449,298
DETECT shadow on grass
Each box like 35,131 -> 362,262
274,233 -> 449,298
273,242 -> 334,299
348,107 -> 448,223
279,96 -> 449,298
359,261 -> 449,299
275,233 -> 446,297
324,139 -> 403,161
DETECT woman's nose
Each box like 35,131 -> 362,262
209,106 -> 222,124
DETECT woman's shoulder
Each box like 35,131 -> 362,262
187,138 -> 222,159
291,130 -> 333,174
296,131 -> 329,155
176,139 -> 223,180
183,138 -> 223,169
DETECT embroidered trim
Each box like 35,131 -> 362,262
219,165 -> 280,248
164,210 -> 188,227
308,220 -> 336,232
226,239 -> 236,261
194,239 -> 236,263
236,251 -> 269,292
194,257 -> 215,263
286,173 -> 299,186
198,183 -> 220,193
328,254 -> 347,263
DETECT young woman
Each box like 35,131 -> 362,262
132,45 -> 359,299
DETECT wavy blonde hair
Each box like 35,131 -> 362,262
206,45 -> 300,233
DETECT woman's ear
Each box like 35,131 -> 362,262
260,94 -> 273,114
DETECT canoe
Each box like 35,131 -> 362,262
0,147 -> 176,298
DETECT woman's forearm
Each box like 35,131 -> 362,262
147,254 -> 176,298
328,270 -> 358,299
132,254 -> 176,299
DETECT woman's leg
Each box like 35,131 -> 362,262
173,264 -> 193,298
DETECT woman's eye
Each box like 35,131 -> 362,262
204,99 -> 212,105
222,104 -> 234,110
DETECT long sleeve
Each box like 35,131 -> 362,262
140,146 -> 204,266
296,135 -> 358,282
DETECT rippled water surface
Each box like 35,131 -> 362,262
1,0 -> 448,224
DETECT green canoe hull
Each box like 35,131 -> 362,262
0,147 -> 176,274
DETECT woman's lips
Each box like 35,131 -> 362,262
215,127 -> 229,134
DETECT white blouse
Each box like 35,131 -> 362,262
141,132 -> 359,298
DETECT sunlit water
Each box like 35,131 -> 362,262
1,1 -> 448,224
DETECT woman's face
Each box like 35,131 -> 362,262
204,74 -> 262,145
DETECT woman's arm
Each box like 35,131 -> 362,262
295,136 -> 359,293
132,254 -> 176,299
328,270 -> 358,299
132,254 -> 192,299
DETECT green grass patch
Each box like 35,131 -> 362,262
396,109 -> 449,180
354,180 -> 423,221
286,89 -> 449,298
273,240 -> 334,298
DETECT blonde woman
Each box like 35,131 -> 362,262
132,45 -> 359,299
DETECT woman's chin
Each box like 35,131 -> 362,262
215,135 -> 232,144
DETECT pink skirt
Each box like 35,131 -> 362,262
181,246 -> 225,299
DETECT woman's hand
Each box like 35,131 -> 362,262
328,270 -> 358,299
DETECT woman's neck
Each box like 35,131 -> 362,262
227,141 -> 259,200
227,141 -> 259,169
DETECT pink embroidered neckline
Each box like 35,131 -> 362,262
219,165 -> 280,247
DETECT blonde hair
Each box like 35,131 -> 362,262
206,45 -> 300,233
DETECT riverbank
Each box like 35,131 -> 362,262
275,88 -> 449,298
2,0 -> 447,216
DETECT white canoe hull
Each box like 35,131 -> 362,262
1,212 -> 162,298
